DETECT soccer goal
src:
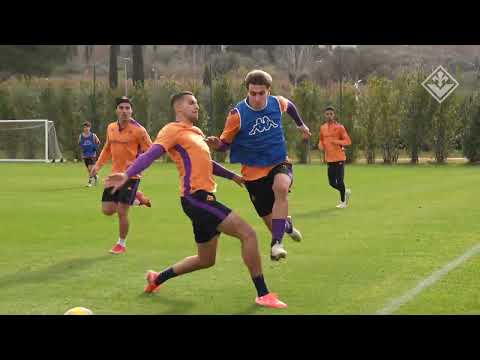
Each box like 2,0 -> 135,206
0,120 -> 64,162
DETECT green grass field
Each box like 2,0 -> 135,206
1,162 -> 479,314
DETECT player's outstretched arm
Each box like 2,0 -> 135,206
138,128 -> 153,153
126,144 -> 165,177
206,109 -> 240,152
205,136 -> 231,152
92,137 -> 112,176
285,100 -> 311,140
212,161 -> 244,188
318,129 -> 325,150
105,144 -> 166,193
205,136 -> 222,150
94,134 -> 101,145
231,174 -> 245,188
104,173 -> 129,192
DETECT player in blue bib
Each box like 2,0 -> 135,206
207,70 -> 311,261
79,121 -> 101,187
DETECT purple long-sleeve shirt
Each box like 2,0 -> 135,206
211,161 -> 235,179
125,143 -> 237,180
126,144 -> 165,178
286,100 -> 306,127
216,99 -> 306,152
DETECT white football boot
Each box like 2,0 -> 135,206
271,242 -> 287,261
286,216 -> 302,242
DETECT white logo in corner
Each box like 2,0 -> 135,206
422,65 -> 459,103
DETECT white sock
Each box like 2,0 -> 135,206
133,199 -> 141,206
117,238 -> 126,247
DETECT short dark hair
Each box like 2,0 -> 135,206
245,70 -> 272,89
170,91 -> 194,108
116,96 -> 133,107
83,121 -> 91,127
325,106 -> 336,112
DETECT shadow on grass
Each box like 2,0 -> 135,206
230,304 -> 260,315
136,292 -> 195,315
0,255 -> 113,289
136,296 -> 261,315
32,186 -> 89,193
293,207 -> 339,220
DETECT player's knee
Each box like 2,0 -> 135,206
102,208 -> 116,216
240,224 -> 257,243
273,184 -> 289,199
199,257 -> 216,269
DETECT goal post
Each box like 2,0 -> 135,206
0,120 -> 64,162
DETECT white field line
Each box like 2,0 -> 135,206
376,243 -> 480,315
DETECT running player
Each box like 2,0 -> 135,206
78,121 -> 100,187
318,106 -> 352,208
90,96 -> 153,254
206,69 -> 311,261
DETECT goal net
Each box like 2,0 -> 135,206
0,120 -> 64,162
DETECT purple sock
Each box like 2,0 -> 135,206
271,218 -> 287,246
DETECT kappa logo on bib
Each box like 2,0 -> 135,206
249,116 -> 278,136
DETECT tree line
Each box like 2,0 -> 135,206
0,69 -> 479,164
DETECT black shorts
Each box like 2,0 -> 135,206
84,157 -> 96,167
181,190 -> 232,243
102,178 -> 140,205
244,162 -> 293,218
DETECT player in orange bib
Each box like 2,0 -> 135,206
105,91 -> 287,309
318,106 -> 352,208
90,97 -> 153,254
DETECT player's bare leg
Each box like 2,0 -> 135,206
177,236 -> 218,273
102,201 -> 117,216
218,212 -> 262,277
272,173 -> 290,219
271,173 -> 303,244
108,203 -> 129,254
87,164 -> 98,185
218,211 -> 287,308
261,214 -> 273,233
117,203 -> 130,239
145,211 -> 287,308
268,173 -> 291,260
85,164 -> 94,187
144,236 -> 219,293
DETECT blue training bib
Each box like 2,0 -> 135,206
230,96 -> 287,166
79,133 -> 97,157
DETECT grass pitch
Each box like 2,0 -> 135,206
1,162 -> 478,314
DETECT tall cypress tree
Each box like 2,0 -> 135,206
109,45 -> 119,89
132,45 -> 144,88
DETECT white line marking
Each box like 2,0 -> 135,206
376,243 -> 480,315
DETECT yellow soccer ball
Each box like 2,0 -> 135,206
64,307 -> 93,315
